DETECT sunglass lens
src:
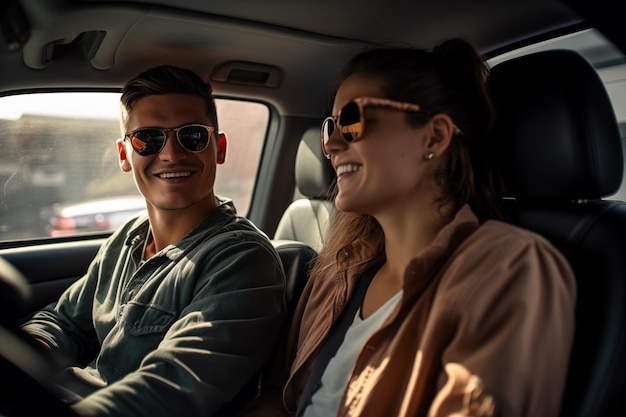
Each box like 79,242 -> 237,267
338,102 -> 361,142
322,118 -> 334,143
132,129 -> 166,156
178,126 -> 210,152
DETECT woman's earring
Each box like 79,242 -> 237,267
426,152 -> 435,160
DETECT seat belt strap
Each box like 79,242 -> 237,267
295,264 -> 380,417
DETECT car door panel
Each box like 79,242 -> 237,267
0,239 -> 104,315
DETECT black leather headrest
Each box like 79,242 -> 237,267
488,49 -> 623,201
295,127 -> 335,198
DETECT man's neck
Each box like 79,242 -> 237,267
146,196 -> 219,253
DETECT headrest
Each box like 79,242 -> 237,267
295,127 -> 335,198
487,49 -> 623,201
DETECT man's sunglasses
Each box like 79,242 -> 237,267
124,124 -> 215,156
320,97 -> 462,159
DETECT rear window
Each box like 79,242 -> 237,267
0,93 -> 268,241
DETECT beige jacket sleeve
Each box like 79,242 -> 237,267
426,225 -> 576,417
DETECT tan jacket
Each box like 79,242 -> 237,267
244,205 -> 576,417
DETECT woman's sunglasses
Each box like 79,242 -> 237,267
320,97 -> 462,159
124,124 -> 215,156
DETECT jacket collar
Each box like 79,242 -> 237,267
336,205 -> 480,293
123,196 -> 239,251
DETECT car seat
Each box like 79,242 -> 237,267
215,238 -> 317,416
487,49 -> 626,416
271,239 -> 317,317
274,127 -> 336,252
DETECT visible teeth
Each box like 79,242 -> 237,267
336,164 -> 360,175
159,171 -> 191,179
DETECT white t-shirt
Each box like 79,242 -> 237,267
302,290 -> 403,417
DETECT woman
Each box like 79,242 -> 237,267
243,38 -> 576,417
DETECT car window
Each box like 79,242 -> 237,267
488,28 -> 626,200
0,92 -> 268,241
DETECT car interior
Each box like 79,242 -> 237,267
0,0 -> 625,415
274,127 -> 335,253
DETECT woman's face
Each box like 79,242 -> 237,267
325,74 -> 437,216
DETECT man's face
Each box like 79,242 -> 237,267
117,93 -> 226,216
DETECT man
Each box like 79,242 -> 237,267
21,65 -> 287,417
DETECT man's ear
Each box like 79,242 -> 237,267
216,132 -> 227,164
424,114 -> 455,155
117,138 -> 132,172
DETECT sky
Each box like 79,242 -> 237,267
0,92 -> 121,120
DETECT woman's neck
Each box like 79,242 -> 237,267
377,204 -> 451,275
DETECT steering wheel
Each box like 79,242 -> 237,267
0,256 -> 78,417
